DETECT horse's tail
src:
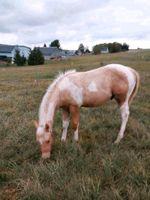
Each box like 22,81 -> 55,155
128,70 -> 140,105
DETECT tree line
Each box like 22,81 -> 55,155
93,42 -> 129,54
74,42 -> 129,55
14,39 -> 129,66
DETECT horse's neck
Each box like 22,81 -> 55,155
47,101 -> 57,122
39,91 -> 59,126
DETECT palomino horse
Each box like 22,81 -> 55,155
34,64 -> 140,159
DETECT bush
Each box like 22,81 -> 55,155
28,48 -> 44,65
122,43 -> 129,51
14,50 -> 26,66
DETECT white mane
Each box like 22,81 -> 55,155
47,69 -> 76,94
39,69 -> 76,125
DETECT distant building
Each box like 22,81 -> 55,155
37,47 -> 58,60
100,47 -> 109,54
0,44 -> 31,63
38,47 -> 75,60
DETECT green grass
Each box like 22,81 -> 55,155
0,50 -> 150,200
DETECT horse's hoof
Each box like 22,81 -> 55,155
74,138 -> 79,143
61,138 -> 66,143
114,140 -> 120,144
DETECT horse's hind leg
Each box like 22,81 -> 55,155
114,101 -> 130,144
61,108 -> 70,142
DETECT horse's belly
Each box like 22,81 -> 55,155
82,92 -> 111,107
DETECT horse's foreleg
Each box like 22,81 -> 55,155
70,106 -> 80,142
61,108 -> 70,142
114,102 -> 130,144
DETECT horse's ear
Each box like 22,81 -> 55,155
33,120 -> 39,128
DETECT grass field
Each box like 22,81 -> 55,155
0,50 -> 150,200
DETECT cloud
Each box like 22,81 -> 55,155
0,0 -> 150,49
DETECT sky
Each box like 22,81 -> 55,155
0,0 -> 150,50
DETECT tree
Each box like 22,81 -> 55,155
93,44 -> 101,54
122,43 -> 129,51
50,40 -> 60,48
28,48 -> 44,65
14,50 -> 26,66
110,42 -> 122,53
43,43 -> 47,47
78,43 -> 85,54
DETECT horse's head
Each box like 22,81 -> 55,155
34,121 -> 54,159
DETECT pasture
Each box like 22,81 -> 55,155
0,50 -> 150,200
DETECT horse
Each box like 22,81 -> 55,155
34,64 -> 140,159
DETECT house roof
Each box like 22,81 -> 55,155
51,50 -> 67,57
38,47 -> 76,58
0,44 -> 31,53
38,47 -> 58,56
0,44 -> 15,53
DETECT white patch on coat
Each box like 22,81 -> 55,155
88,81 -> 98,92
106,64 -> 136,100
59,77 -> 83,106
74,124 -> 79,141
47,70 -> 76,94
62,120 -> 70,129
114,101 -> 130,144
61,119 -> 70,141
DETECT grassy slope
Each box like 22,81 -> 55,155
0,50 -> 150,200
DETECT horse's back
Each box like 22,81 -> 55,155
58,64 -> 137,107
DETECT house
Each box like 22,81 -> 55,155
100,47 -> 109,53
37,47 -> 59,60
62,50 -> 76,57
38,47 -> 75,60
0,44 -> 31,63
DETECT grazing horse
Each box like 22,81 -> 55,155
34,64 -> 140,159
